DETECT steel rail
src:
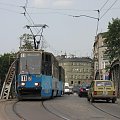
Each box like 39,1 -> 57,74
42,100 -> 70,120
12,101 -> 27,120
91,102 -> 120,119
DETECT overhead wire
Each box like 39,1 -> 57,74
28,11 -> 75,17
0,7 -> 20,13
73,14 -> 98,20
23,0 -> 39,49
22,2 -> 56,51
0,1 -> 22,14
22,0 -> 49,50
1,1 -> 119,52
96,0 -> 111,35
27,6 -> 97,12
0,1 -> 120,16
100,0 -> 118,20
95,0 -> 118,35
25,0 -> 28,8
0,2 -> 19,7
22,0 -> 38,32
100,0 -> 110,11
24,8 -> 35,26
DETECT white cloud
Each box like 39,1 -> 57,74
53,0 -> 73,7
33,0 -> 50,7
33,0 -> 73,7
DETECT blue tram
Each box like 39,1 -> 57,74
15,50 -> 64,100
57,66 -> 65,96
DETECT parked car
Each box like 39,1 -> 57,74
69,86 -> 73,94
64,86 -> 70,95
78,85 -> 90,97
87,80 -> 117,103
73,85 -> 80,93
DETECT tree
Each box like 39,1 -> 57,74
0,53 -> 16,87
104,18 -> 120,62
20,33 -> 34,51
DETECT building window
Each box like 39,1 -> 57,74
76,68 -> 79,72
73,75 -> 75,79
64,63 -> 67,65
78,81 -> 80,84
95,63 -> 98,70
105,61 -> 109,66
101,41 -> 104,46
86,75 -> 88,79
71,81 -> 73,84
72,62 -> 76,66
82,75 -> 84,79
103,53 -> 108,60
71,75 -> 73,78
102,62 -> 105,69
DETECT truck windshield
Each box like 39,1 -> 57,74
96,81 -> 112,87
65,86 -> 69,89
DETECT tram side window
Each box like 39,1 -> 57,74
45,54 -> 51,62
42,53 -> 52,75
52,57 -> 59,79
53,65 -> 59,79
59,66 -> 65,82
15,58 -> 20,79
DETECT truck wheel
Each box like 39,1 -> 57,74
87,97 -> 90,102
112,98 -> 116,103
91,96 -> 94,103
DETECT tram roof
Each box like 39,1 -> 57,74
17,50 -> 54,55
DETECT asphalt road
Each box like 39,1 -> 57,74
0,94 -> 120,120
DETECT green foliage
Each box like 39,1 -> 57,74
20,33 -> 34,50
104,18 -> 120,62
0,53 -> 16,85
105,64 -> 111,72
21,40 -> 33,50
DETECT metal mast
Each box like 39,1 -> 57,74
26,24 -> 48,50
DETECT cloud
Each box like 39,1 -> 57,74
33,0 -> 50,7
33,0 -> 73,7
53,0 -> 73,7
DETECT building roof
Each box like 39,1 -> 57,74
57,56 -> 93,63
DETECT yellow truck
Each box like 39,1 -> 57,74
87,80 -> 117,103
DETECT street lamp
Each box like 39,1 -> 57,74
73,15 -> 99,20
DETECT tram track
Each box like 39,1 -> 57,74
2,99 -> 120,120
0,100 -> 8,120
12,100 -> 27,120
91,102 -> 120,119
0,99 -> 26,120
41,100 -> 70,120
11,100 -> 70,120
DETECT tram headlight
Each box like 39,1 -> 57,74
21,82 -> 26,86
35,82 -> 39,87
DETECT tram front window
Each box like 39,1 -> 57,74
20,52 -> 42,74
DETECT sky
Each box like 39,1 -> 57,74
0,0 -> 120,57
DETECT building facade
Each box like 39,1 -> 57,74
57,55 -> 93,86
93,33 -> 110,80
